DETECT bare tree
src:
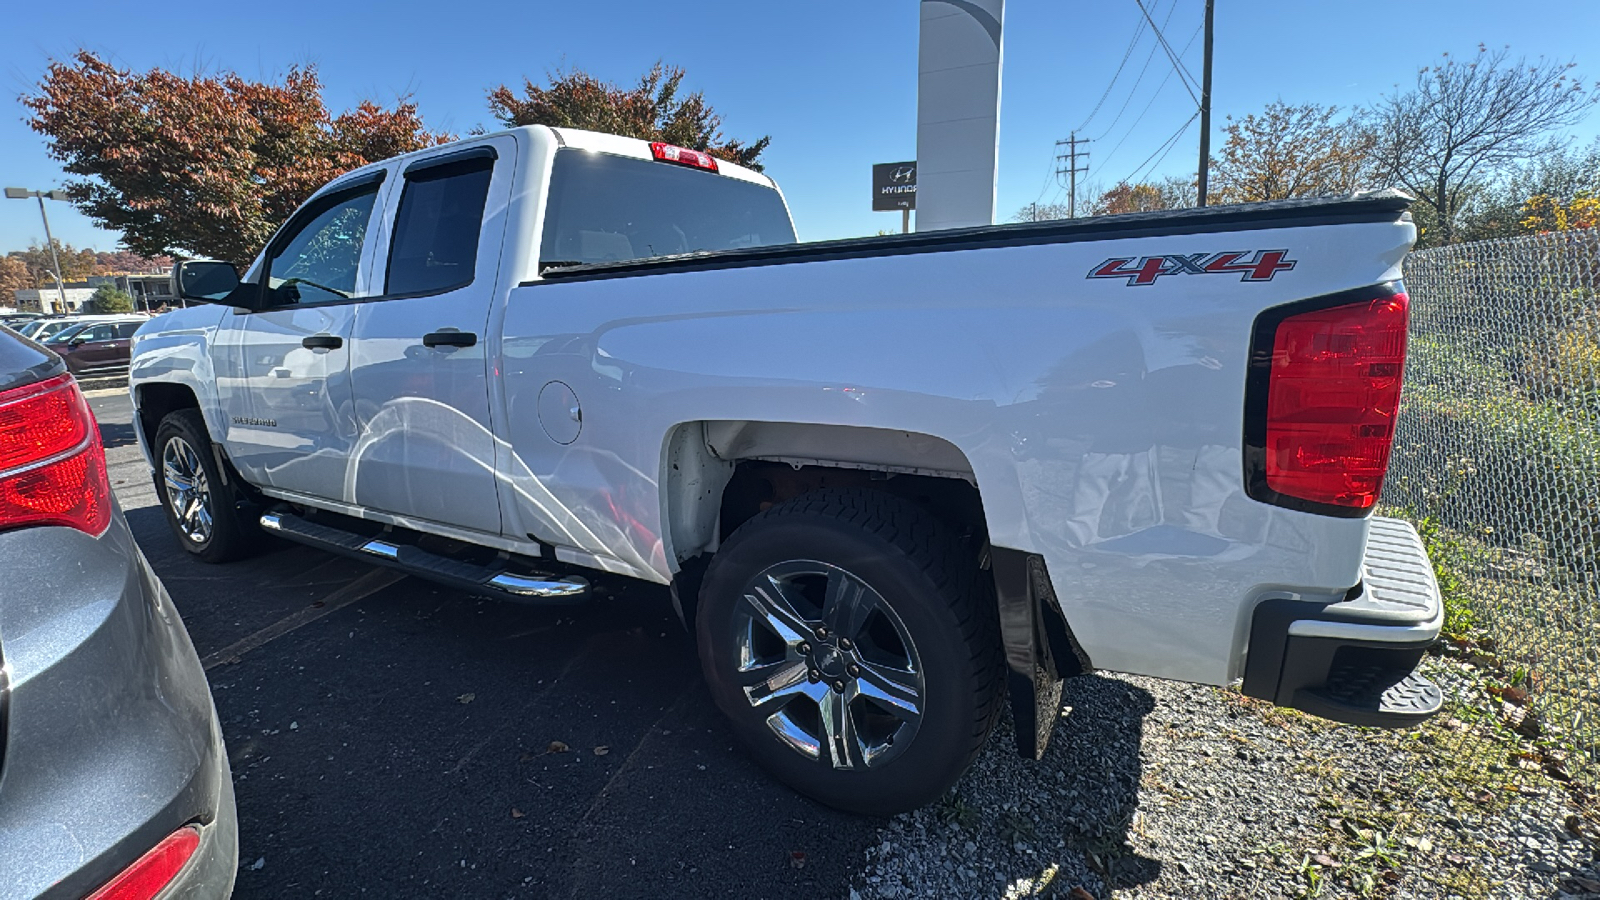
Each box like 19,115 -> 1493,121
1374,45 -> 1597,245
1009,202 -> 1072,222
1153,174 -> 1198,209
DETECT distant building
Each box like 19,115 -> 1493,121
88,270 -> 175,310
7,268 -> 176,313
13,286 -> 98,313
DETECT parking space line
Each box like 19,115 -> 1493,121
201,568 -> 407,670
445,642 -> 598,776
575,679 -> 699,819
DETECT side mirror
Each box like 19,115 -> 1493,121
173,260 -> 243,304
68,338 -> 86,348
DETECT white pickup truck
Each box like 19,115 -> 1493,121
130,126 -> 1443,814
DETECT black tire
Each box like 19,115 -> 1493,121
697,487 -> 1004,815
152,409 -> 254,563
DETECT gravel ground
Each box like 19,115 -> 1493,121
852,655 -> 1600,899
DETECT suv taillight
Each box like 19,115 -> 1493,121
0,372 -> 112,535
86,826 -> 201,900
1244,287 -> 1409,515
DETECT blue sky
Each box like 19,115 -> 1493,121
3,0 -> 1599,254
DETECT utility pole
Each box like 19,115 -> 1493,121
1055,132 -> 1091,218
1197,0 -> 1215,207
4,187 -> 71,311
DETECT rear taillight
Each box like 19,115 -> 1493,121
0,372 -> 112,535
649,142 -> 720,172
85,826 -> 201,900
1244,288 -> 1409,515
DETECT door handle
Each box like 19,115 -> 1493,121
302,334 -> 343,350
423,330 -> 477,348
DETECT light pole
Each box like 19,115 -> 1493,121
4,187 -> 71,312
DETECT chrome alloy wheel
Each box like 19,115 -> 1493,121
162,435 -> 214,544
733,560 -> 925,769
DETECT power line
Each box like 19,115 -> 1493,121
1197,0 -> 1215,205
1055,132 -> 1091,218
1030,133 -> 1066,209
1073,1 -> 1159,134
1133,0 -> 1200,106
1115,111 -> 1199,187
1092,8 -> 1188,142
1098,24 -> 1203,167
1144,115 -> 1198,183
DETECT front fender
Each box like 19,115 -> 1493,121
130,306 -> 230,465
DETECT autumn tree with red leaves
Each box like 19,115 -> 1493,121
93,250 -> 173,275
0,258 -> 31,305
23,52 -> 451,266
10,241 -> 96,286
488,62 -> 770,170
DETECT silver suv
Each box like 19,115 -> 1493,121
0,331 -> 236,898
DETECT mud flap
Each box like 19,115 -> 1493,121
990,547 -> 1092,759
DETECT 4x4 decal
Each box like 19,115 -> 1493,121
1088,250 -> 1297,286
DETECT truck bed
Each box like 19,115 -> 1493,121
536,190 -> 1414,283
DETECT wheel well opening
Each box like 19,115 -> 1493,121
135,383 -> 201,448
718,461 -> 988,547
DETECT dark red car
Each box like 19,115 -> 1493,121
46,319 -> 144,377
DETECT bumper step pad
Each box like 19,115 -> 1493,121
1294,662 -> 1443,728
261,511 -> 588,605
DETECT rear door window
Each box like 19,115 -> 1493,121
539,151 -> 795,269
384,155 -> 495,296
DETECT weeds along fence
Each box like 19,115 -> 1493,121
1386,228 -> 1600,797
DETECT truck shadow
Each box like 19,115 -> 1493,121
123,502 -> 884,899
121,497 -> 1160,898
882,675 -> 1161,896
98,419 -> 138,449
1051,676 -> 1162,889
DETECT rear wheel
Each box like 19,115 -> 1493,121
697,488 -> 1003,815
153,409 -> 254,563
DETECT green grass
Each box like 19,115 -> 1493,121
1384,311 -> 1600,793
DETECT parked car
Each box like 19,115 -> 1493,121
42,318 -> 144,377
130,125 -> 1442,815
16,314 -> 141,343
16,315 -> 145,342
14,316 -> 74,341
0,313 -> 43,331
0,330 -> 236,898
11,318 -> 56,340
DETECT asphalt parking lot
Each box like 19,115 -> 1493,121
88,389 -> 882,899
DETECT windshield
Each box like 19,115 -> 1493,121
539,150 -> 795,269
33,321 -> 74,340
43,323 -> 89,344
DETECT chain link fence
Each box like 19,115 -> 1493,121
1386,228 -> 1600,799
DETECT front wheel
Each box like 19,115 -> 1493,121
153,409 -> 255,563
697,488 -> 1004,815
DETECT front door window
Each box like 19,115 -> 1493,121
264,186 -> 380,306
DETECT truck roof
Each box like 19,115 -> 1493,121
326,125 -> 777,191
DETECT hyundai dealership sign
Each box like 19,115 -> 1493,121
872,162 -> 918,211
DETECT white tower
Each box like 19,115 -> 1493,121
915,0 -> 1005,231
